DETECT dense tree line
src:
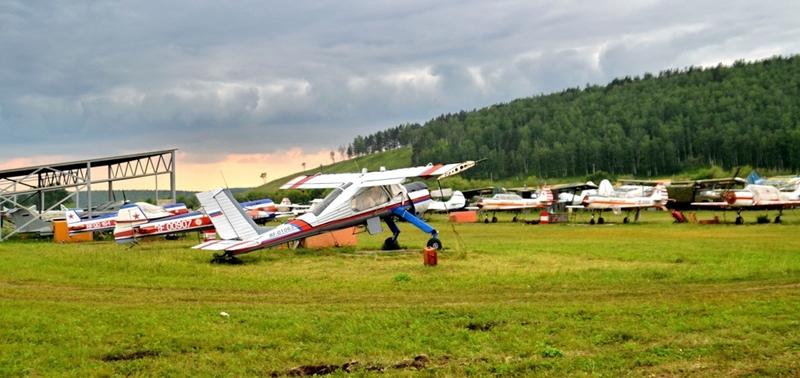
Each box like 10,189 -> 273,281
348,55 -> 800,180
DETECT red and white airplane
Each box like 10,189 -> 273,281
476,187 -> 554,223
65,203 -> 186,237
691,183 -> 800,224
113,199 -> 283,243
580,180 -> 668,224
192,161 -> 478,263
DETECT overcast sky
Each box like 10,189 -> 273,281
1,1 -> 799,189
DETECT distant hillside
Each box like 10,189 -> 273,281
344,55 -> 800,181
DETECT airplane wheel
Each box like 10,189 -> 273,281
491,217 -> 498,223
623,217 -> 629,224
512,216 -> 518,222
211,253 -> 242,265
775,216 -> 782,223
735,216 -> 744,225
590,218 -> 595,225
383,237 -> 400,250
484,216 -> 489,224
598,217 -> 605,225
426,238 -> 442,250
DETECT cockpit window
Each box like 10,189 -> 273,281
312,182 -> 352,216
350,186 -> 391,212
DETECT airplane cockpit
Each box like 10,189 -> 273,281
312,182 -> 352,216
350,186 -> 391,212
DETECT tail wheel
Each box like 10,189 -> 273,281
426,238 -> 442,250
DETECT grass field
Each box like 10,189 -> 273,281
1,209 -> 799,377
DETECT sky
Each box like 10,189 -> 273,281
1,0 -> 799,190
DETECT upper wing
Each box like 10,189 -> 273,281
280,161 -> 479,190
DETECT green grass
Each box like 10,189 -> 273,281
2,209 -> 800,377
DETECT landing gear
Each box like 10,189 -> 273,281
491,216 -> 498,223
590,215 -> 595,225
426,238 -> 442,250
512,216 -> 518,222
598,217 -> 605,224
735,216 -> 744,225
211,253 -> 242,264
775,216 -> 782,223
484,215 -> 489,223
623,217 -> 629,224
383,237 -> 400,250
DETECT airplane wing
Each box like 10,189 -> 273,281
280,161 -> 479,190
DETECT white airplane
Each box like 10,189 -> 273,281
581,180 -> 668,224
476,187 -> 554,223
192,161 -> 478,263
691,183 -> 800,224
427,190 -> 467,213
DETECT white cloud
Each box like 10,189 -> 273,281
2,0 -> 799,187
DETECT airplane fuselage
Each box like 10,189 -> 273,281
214,183 -> 431,255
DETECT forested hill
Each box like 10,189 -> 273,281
344,55 -> 800,181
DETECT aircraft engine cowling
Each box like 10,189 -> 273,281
725,190 -> 754,206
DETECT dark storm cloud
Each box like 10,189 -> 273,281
1,0 -> 798,163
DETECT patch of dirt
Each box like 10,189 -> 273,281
101,350 -> 160,361
273,355 -> 432,376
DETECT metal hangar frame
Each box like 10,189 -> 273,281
0,149 -> 178,241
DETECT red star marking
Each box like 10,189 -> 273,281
68,213 -> 75,219
133,213 -> 140,219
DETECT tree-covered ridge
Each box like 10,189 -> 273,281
346,55 -> 800,180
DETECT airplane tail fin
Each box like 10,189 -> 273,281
598,180 -> 615,196
196,188 -> 268,241
447,190 -> 466,209
65,210 -> 83,225
651,183 -> 668,203
541,186 -> 555,204
747,172 -> 764,185
113,204 -> 151,243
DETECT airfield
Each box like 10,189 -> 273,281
1,210 -> 799,377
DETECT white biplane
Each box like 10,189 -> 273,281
193,161 -> 478,263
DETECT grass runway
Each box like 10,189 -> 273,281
1,209 -> 799,377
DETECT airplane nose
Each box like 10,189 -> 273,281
581,197 -> 590,207
724,191 -> 737,205
476,199 -> 484,209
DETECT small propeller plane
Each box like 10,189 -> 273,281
476,187 -> 554,223
112,198 -> 282,243
691,183 -> 800,224
192,161 -> 479,263
580,180 -> 668,224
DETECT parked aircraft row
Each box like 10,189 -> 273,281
4,161 -> 800,266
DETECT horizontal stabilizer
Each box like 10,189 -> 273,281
192,240 -> 243,251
